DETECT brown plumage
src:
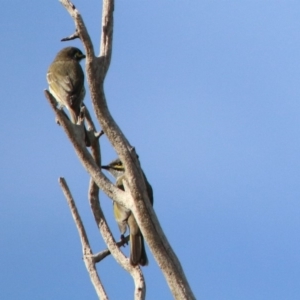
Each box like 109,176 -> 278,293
47,47 -> 86,124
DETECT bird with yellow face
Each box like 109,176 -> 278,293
102,159 -> 153,266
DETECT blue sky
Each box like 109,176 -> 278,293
1,0 -> 300,299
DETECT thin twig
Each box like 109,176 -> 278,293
61,31 -> 79,41
93,235 -> 129,263
59,177 -> 108,300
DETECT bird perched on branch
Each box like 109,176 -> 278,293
47,47 -> 86,125
102,158 -> 153,266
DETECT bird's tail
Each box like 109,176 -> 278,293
130,232 -> 148,266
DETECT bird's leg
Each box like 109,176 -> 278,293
120,234 -> 128,247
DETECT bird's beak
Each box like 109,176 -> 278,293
80,54 -> 86,59
101,165 -> 109,170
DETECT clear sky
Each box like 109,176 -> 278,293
1,0 -> 300,299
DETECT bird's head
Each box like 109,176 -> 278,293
102,158 -> 125,179
55,47 -> 86,62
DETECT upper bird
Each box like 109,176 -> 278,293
47,47 -> 86,124
102,158 -> 153,266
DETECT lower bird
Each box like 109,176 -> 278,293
102,158 -> 153,266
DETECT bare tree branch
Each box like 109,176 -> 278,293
99,0 -> 114,76
59,177 -> 108,300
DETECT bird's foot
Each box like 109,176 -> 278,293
121,234 -> 128,247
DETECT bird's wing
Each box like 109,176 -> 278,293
47,60 -> 84,108
47,62 -> 71,106
114,202 -> 130,234
114,176 -> 131,234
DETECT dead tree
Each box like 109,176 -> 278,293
44,1 -> 195,299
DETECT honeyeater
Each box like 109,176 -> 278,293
102,158 -> 153,266
47,47 -> 86,124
